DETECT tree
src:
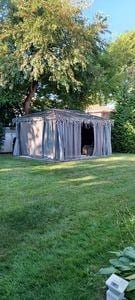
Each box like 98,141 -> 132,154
109,31 -> 135,67
108,31 -> 135,153
0,0 -> 108,116
112,91 -> 135,153
108,31 -> 135,97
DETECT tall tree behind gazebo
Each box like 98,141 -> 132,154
0,0 -> 108,116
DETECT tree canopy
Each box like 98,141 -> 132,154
108,31 -> 135,98
0,0 -> 108,118
109,31 -> 135,154
112,91 -> 135,153
109,31 -> 135,66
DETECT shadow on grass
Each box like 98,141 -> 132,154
0,153 -> 135,169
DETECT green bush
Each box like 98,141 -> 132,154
112,93 -> 135,153
0,123 -> 4,150
99,246 -> 135,299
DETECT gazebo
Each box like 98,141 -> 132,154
13,109 -> 112,160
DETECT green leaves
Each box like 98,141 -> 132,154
109,259 -> 131,271
99,246 -> 135,295
127,280 -> 135,292
123,247 -> 135,261
109,251 -> 123,257
126,274 -> 135,280
112,93 -> 135,154
0,0 -> 108,116
99,266 -> 118,275
109,31 -> 135,67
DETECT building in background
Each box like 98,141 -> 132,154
86,104 -> 115,119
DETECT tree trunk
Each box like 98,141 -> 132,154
23,80 -> 38,114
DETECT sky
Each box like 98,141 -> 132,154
83,0 -> 135,40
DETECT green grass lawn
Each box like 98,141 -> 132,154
0,154 -> 135,300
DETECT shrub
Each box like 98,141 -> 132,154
112,93 -> 135,153
99,246 -> 135,299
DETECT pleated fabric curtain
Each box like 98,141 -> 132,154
93,122 -> 112,156
102,125 -> 107,156
19,122 -> 29,155
13,115 -> 112,160
18,120 -> 44,156
57,121 -> 81,160
73,122 -> 81,158
93,122 -> 102,156
57,121 -> 65,160
43,120 -> 56,159
64,122 -> 74,159
43,119 -> 82,160
13,122 -> 20,156
104,124 -> 112,155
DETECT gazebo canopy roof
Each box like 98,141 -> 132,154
13,109 -> 112,124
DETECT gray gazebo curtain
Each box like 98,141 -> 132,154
13,122 -> 20,156
19,120 -> 44,156
57,121 -> 81,160
13,117 -> 112,160
43,120 -> 56,159
93,122 -> 112,156
73,122 -> 81,157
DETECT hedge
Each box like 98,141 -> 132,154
112,93 -> 135,153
